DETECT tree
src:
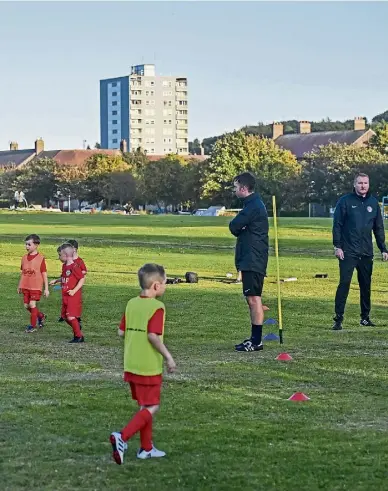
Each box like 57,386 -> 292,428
372,110 -> 388,124
301,143 -> 388,206
85,153 -> 130,205
100,171 -> 136,206
55,163 -> 90,205
15,158 -> 59,206
369,121 -> 388,155
0,166 -> 19,200
201,131 -> 300,209
141,156 -> 188,210
94,142 -> 101,149
188,138 -> 202,155
182,158 -> 206,210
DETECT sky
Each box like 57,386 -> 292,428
0,1 -> 388,150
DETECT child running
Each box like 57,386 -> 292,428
110,263 -> 176,465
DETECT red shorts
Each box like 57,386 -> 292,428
61,294 -> 82,318
129,382 -> 162,406
22,289 -> 41,303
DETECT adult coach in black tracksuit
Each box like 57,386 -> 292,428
229,172 -> 269,351
332,173 -> 388,330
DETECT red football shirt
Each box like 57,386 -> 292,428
120,298 -> 164,385
74,256 -> 87,275
61,262 -> 84,295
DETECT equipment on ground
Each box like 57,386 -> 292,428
272,195 -> 283,345
185,272 -> 198,283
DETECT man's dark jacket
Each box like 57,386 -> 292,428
333,191 -> 387,257
229,192 -> 269,275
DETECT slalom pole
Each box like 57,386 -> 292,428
272,195 -> 283,344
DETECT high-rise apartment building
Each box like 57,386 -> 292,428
100,64 -> 188,155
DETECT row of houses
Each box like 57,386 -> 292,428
0,117 -> 373,168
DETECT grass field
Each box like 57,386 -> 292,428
1,212 -> 388,491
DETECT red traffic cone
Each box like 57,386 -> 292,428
276,353 -> 293,361
288,392 -> 310,401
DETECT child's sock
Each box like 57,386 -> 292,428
121,408 -> 152,442
140,416 -> 153,451
66,318 -> 82,338
251,324 -> 263,345
30,307 -> 38,327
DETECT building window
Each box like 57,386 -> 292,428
145,90 -> 155,96
112,139 -> 118,143
145,128 -> 155,135
112,101 -> 118,106
131,100 -> 142,105
112,130 -> 118,134
163,128 -> 173,135
163,137 -> 173,143
162,81 -> 172,87
163,91 -> 173,96
145,109 -> 155,116
112,120 -> 117,124
112,91 -> 117,96
178,101 -> 187,106
145,120 -> 155,125
163,119 -> 172,125
164,100 -> 172,107
145,100 -> 155,106
112,82 -> 117,87
112,110 -> 118,115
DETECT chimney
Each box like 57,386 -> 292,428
120,139 -> 128,153
298,121 -> 311,134
272,122 -> 284,139
10,141 -> 18,151
354,117 -> 366,131
35,138 -> 44,154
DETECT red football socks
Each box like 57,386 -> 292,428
140,416 -> 153,452
30,307 -> 38,327
66,318 -> 83,338
121,408 -> 152,443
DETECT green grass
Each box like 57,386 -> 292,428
1,211 -> 388,490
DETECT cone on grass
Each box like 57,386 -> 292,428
264,333 -> 280,341
288,392 -> 310,401
276,353 -> 293,361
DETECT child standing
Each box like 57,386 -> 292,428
67,239 -> 87,276
58,239 -> 87,325
18,234 -> 49,333
50,243 -> 85,343
110,263 -> 176,465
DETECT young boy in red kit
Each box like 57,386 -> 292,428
58,239 -> 87,326
18,234 -> 49,333
110,263 -> 176,465
50,243 -> 85,343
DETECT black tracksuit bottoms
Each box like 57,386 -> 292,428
335,255 -> 373,320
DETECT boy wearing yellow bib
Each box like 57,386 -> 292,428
110,263 -> 176,464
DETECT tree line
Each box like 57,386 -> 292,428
1,121 -> 388,213
189,109 -> 388,156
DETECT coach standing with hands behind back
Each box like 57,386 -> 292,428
332,172 -> 388,331
229,172 -> 269,352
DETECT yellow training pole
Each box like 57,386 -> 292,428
272,195 -> 283,344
